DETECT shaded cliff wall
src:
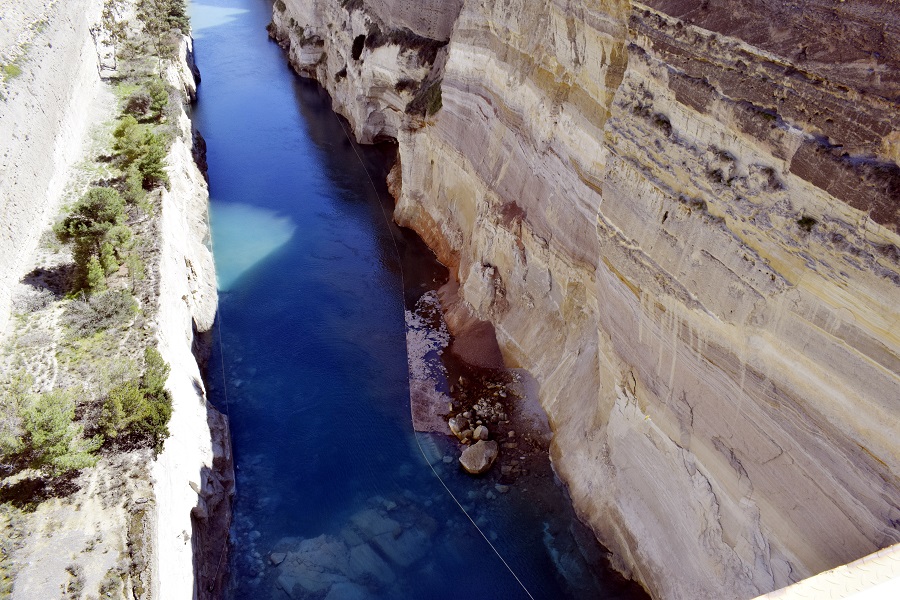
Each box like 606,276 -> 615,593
275,0 -> 900,598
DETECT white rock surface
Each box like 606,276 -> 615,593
150,36 -> 232,600
0,0 -> 105,333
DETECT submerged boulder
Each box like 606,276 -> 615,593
459,440 -> 499,474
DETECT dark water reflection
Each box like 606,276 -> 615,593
191,0 -> 648,598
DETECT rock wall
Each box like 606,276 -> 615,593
274,0 -> 900,598
364,0 -> 463,41
0,2 -> 232,595
0,0 -> 105,333
151,36 -> 233,600
269,0 -> 459,143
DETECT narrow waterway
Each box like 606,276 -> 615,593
190,1 -> 647,598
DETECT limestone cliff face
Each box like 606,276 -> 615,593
151,36 -> 233,600
275,1 -> 900,598
269,0 -> 461,142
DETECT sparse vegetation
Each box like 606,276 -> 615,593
64,563 -> 86,598
364,23 -> 447,66
1,64 -> 22,81
407,80 -> 443,117
0,0 -> 191,592
63,290 -> 137,339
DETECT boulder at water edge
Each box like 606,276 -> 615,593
459,440 -> 499,474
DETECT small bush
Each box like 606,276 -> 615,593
124,164 -> 145,204
124,91 -> 152,117
124,254 -> 145,290
100,242 -> 119,275
1,64 -> 22,80
0,374 -> 31,460
63,290 -> 137,338
406,80 -> 443,117
85,256 -> 107,294
113,116 -> 146,165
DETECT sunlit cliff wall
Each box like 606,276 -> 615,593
273,0 -> 900,597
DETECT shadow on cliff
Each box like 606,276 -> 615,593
190,322 -> 235,600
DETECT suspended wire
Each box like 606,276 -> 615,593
205,195 -> 233,592
331,113 -> 536,600
199,88 -> 534,599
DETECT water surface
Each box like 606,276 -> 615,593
191,1 -> 647,598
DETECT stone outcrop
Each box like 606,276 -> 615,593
273,0 -> 900,598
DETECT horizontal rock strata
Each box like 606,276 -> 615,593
274,0 -> 900,598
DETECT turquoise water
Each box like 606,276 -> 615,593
191,1 -> 648,598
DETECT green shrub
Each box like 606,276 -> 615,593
147,78 -> 168,120
21,389 -> 102,476
55,187 -> 129,291
112,117 -> 169,189
138,0 -> 190,60
86,256 -> 107,294
105,224 -> 133,251
406,80 -> 443,117
100,242 -> 119,275
124,164 -> 145,204
56,187 -> 126,243
100,381 -> 145,439
125,254 -> 146,291
141,348 -> 170,397
112,116 -> 146,165
1,63 -> 22,80
0,373 -> 31,459
100,348 -> 172,453
135,132 -> 169,188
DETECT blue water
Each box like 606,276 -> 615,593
191,1 -> 648,598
